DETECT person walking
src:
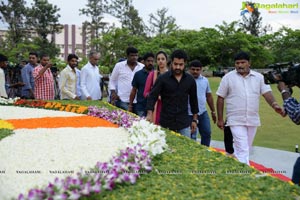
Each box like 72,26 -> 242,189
146,49 -> 199,137
216,51 -> 285,165
143,51 -> 169,124
188,60 -> 216,146
109,47 -> 144,110
128,52 -> 154,117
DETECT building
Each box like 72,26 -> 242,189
53,24 -> 89,61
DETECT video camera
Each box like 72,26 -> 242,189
263,62 -> 300,87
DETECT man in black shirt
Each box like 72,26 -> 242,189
146,49 -> 199,137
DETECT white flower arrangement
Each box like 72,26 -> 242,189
0,97 -> 20,105
127,119 -> 168,156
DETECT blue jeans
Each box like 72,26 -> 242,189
115,100 -> 130,110
178,126 -> 191,138
190,111 -> 212,147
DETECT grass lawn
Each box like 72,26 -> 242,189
208,77 -> 299,152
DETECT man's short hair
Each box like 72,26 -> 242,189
189,60 -> 203,68
234,51 -> 250,61
29,52 -> 38,58
143,52 -> 155,61
0,54 -> 8,62
67,54 -> 79,61
170,49 -> 188,62
126,47 -> 138,56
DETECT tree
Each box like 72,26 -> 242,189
27,0 -> 61,57
79,0 -> 110,52
239,1 -> 271,37
148,7 -> 179,36
108,0 -> 146,36
270,27 -> 300,62
0,0 -> 29,47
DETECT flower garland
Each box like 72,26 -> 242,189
1,102 -> 168,200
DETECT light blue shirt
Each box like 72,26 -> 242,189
21,63 -> 35,98
188,75 -> 211,115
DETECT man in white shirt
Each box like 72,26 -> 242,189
80,51 -> 102,100
59,54 -> 80,100
216,51 -> 285,165
0,54 -> 8,98
109,47 -> 144,110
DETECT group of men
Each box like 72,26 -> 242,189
1,48 -> 299,184
0,51 -> 102,101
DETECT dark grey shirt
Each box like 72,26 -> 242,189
146,70 -> 199,131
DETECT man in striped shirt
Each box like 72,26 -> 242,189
277,81 -> 300,185
33,54 -> 55,100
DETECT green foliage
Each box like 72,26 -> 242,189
27,0 -> 61,41
0,129 -> 14,141
148,7 -> 179,36
79,0 -> 110,51
80,130 -> 300,199
269,27 -> 300,63
0,0 -> 29,46
108,0 -> 146,36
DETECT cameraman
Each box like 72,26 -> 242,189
277,81 -> 300,185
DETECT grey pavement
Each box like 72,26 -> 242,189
210,140 -> 299,179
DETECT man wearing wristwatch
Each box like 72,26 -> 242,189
146,50 -> 199,137
188,60 -> 216,147
277,81 -> 300,185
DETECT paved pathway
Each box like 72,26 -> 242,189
210,140 -> 299,179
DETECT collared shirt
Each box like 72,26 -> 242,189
131,68 -> 151,110
0,68 -> 7,98
188,75 -> 212,115
283,97 -> 300,125
146,70 -> 199,131
80,62 -> 102,100
216,70 -> 271,126
33,65 -> 55,100
109,60 -> 144,103
59,65 -> 77,100
21,63 -> 35,98
75,68 -> 81,98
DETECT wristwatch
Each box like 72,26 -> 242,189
281,89 -> 290,95
192,119 -> 198,124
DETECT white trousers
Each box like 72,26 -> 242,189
230,126 -> 257,165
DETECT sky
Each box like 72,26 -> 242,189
1,0 -> 300,32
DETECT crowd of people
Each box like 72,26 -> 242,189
0,48 -> 299,185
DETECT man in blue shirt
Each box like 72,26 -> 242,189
21,52 -> 38,99
129,52 -> 154,117
188,60 -> 216,146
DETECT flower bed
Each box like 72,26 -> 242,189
0,100 -> 300,199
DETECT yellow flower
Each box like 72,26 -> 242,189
0,120 -> 14,129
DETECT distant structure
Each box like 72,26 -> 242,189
0,24 -> 90,61
53,24 -> 89,61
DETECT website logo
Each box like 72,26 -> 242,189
241,2 -> 255,16
241,2 -> 299,15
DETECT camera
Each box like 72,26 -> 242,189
263,62 -> 300,86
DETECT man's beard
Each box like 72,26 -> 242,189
173,69 -> 183,75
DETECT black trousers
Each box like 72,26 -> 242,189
224,126 -> 234,154
292,157 -> 300,185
